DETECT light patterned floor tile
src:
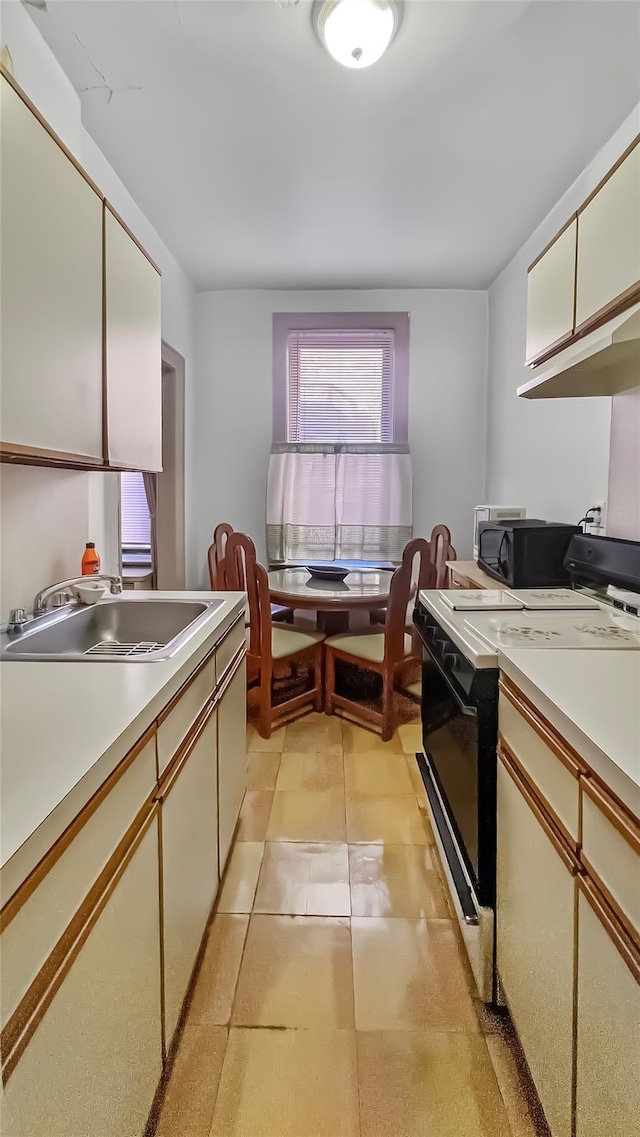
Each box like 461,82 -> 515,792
346,794 -> 431,845
217,841 -> 265,913
188,914 -> 249,1027
276,751 -> 344,792
357,1030 -> 511,1137
254,842 -> 350,916
154,1023 -> 227,1137
342,720 -> 404,754
349,844 -> 449,918
267,789 -> 346,842
351,917 -> 478,1032
210,1028 -> 359,1137
247,725 -> 286,753
398,722 -> 423,755
232,914 -> 354,1028
246,752 -> 281,791
236,791 -> 273,841
344,751 -> 414,795
283,713 -> 343,756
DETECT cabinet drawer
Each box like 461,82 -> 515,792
1,732 -> 156,1030
581,779 -> 640,941
216,616 -> 245,683
2,814 -> 162,1137
499,682 -> 583,845
448,571 -> 469,589
157,652 -> 217,775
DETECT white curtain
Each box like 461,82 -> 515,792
266,444 -> 412,563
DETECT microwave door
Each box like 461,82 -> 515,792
479,529 -> 510,577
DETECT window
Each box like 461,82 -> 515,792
286,328 -> 394,444
120,471 -> 151,565
273,312 -> 409,445
268,313 -> 412,565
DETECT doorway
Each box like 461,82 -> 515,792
119,341 -> 186,590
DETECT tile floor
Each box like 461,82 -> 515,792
154,713 -> 544,1137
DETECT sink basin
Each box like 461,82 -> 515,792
1,598 -> 225,662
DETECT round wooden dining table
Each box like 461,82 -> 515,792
268,567 -> 393,636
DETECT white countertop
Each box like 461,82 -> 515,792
499,648 -> 640,816
0,591 -> 245,894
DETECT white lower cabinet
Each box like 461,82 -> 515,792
575,883 -> 640,1137
497,753 -> 576,1137
160,703 -> 219,1048
1,815 -> 163,1137
217,656 -> 247,872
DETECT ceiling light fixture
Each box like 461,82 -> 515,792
314,0 -> 402,70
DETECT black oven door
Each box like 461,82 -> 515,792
419,638 -> 498,911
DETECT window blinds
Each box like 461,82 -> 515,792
120,471 -> 151,547
286,328 -> 394,443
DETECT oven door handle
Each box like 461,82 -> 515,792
427,647 -> 477,715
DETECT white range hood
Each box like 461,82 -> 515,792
518,302 -> 640,399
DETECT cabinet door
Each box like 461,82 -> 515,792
160,704 -> 219,1047
496,754 -> 575,1137
2,815 -> 163,1137
0,74 -> 103,460
217,655 -> 247,872
105,206 -> 162,471
526,219 -> 577,364
575,881 -> 640,1137
576,141 -> 640,330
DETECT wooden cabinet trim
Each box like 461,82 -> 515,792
0,443 -> 105,469
0,64 -> 103,199
580,853 -> 640,952
156,700 -> 217,802
215,643 -> 247,703
582,775 -> 640,852
525,329 -> 576,369
578,874 -> 640,986
156,612 -> 244,727
104,200 -> 161,277
1,724 -> 157,931
498,742 -> 579,873
1,802 -> 159,1084
577,133 -> 640,215
573,280 -> 640,337
527,212 -> 578,274
499,676 -> 587,779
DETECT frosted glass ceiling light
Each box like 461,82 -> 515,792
314,0 -> 402,70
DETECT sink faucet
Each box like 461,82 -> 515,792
32,575 -> 123,618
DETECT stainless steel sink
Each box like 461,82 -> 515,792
1,598 -> 225,662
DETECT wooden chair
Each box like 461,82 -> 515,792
244,558 -> 325,739
207,522 -> 233,589
370,534 -> 436,625
212,527 -> 292,622
429,523 -> 456,588
325,538 -> 435,741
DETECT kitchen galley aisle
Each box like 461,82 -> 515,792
152,714 -> 543,1137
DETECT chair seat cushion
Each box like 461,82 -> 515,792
325,631 -> 413,663
272,625 -> 325,659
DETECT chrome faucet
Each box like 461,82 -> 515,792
32,575 -> 123,619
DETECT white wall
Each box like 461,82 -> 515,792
0,0 -> 196,613
486,104 -> 640,527
191,288 -> 488,584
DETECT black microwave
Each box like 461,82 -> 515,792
477,519 -> 580,587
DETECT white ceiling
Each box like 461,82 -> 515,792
27,0 -> 640,291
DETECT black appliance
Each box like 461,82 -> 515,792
565,532 -> 640,596
412,605 -> 498,918
477,519 -> 579,587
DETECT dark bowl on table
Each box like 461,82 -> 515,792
305,565 -> 350,582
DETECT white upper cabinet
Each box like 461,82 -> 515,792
576,140 -> 640,329
105,207 -> 163,472
0,73 -> 103,461
526,219 -> 577,364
